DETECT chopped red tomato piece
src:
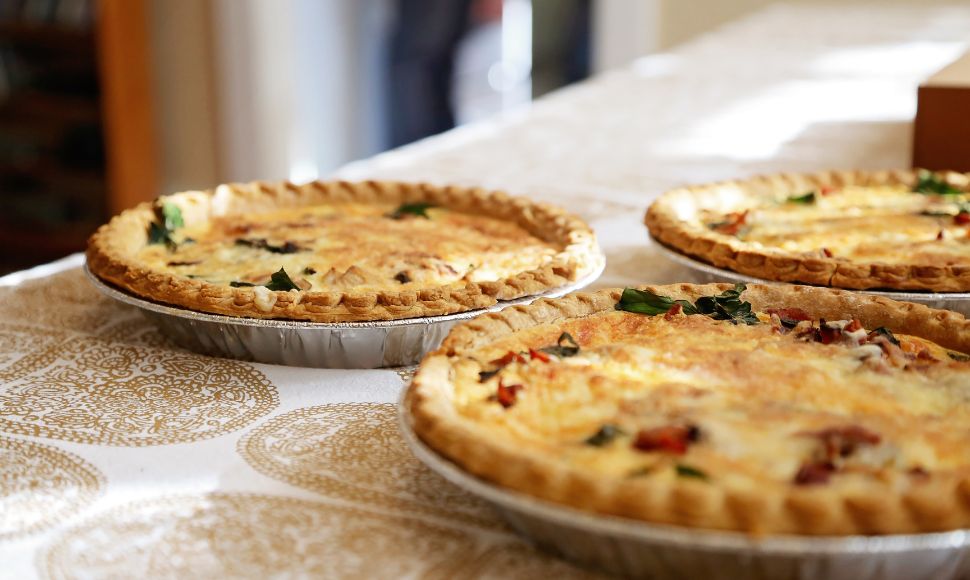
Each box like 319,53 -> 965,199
495,380 -> 523,408
956,212 -> 970,225
490,351 -> 526,367
821,248 -> 833,258
528,349 -> 550,362
633,425 -> 696,455
664,303 -> 683,321
820,186 -> 838,196
713,210 -> 749,235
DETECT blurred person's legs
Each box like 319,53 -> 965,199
388,0 -> 473,147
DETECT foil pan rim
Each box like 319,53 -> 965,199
83,259 -> 605,330
652,237 -> 970,302
396,390 -> 970,556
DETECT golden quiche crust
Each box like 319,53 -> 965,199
645,169 -> 970,292
86,180 -> 602,322
408,283 -> 970,536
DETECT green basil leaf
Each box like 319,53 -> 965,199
948,351 -> 970,363
694,283 -> 758,325
920,210 -> 954,217
148,222 -> 169,245
868,326 -> 900,346
585,424 -> 624,447
387,202 -> 433,219
229,281 -> 255,287
162,202 -> 184,230
148,202 -> 183,251
478,369 -> 501,382
235,238 -> 302,254
617,285 -> 756,325
616,288 -> 698,316
540,332 -> 581,357
787,191 -> 816,204
264,268 -> 300,291
675,464 -> 709,480
914,170 -> 963,195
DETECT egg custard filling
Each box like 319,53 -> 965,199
409,283 -> 970,535
86,180 -> 602,322
646,170 -> 970,291
138,202 -> 557,292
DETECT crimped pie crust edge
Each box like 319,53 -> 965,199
408,283 -> 970,536
645,169 -> 970,292
86,180 -> 603,322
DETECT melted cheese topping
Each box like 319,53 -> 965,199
704,185 -> 970,265
454,311 -> 970,489
137,203 -> 559,291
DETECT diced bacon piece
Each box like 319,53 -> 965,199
802,425 -> 881,460
792,320 -> 817,341
765,308 -> 812,329
869,335 -> 911,368
817,319 -> 841,345
908,466 -> 930,479
794,461 -> 835,485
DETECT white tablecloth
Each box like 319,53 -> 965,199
1,4 -> 968,578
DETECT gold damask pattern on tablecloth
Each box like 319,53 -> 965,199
0,335 -> 279,446
0,270 -> 122,335
0,324 -> 72,382
238,403 -> 502,530
41,493 -> 597,579
0,268 -> 280,446
0,435 -> 104,541
0,268 -> 178,352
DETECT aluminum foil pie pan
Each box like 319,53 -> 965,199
83,261 -> 603,369
652,239 -> 970,317
397,392 -> 970,580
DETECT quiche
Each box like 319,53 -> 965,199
408,283 -> 970,536
86,180 -> 602,322
646,169 -> 970,292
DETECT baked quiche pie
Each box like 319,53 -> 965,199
646,169 -> 970,292
408,283 -> 970,535
86,180 -> 602,322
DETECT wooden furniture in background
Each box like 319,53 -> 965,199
913,50 -> 970,173
97,0 -> 157,215
0,0 -> 157,274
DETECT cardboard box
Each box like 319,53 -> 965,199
913,51 -> 970,172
